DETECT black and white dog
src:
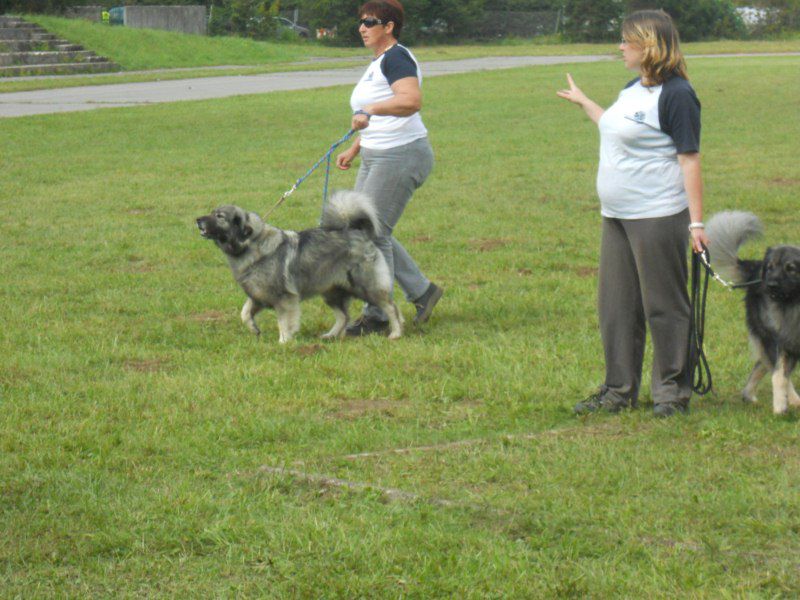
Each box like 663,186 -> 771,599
706,211 -> 800,414
197,191 -> 402,343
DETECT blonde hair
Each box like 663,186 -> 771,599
622,10 -> 687,86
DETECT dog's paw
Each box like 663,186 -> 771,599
741,390 -> 758,403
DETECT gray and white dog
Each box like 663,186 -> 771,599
196,191 -> 402,343
706,211 -> 800,414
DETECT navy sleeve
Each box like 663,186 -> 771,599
380,46 -> 418,85
658,77 -> 701,154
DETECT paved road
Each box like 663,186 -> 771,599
0,52 -> 796,119
0,55 -> 614,118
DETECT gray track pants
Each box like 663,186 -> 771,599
598,209 -> 692,406
355,137 -> 434,321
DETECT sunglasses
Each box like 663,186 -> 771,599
359,18 -> 385,28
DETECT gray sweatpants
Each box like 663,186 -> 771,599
598,209 -> 692,406
355,137 -> 435,321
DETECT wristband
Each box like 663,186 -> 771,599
688,222 -> 705,231
353,109 -> 371,120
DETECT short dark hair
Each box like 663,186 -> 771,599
359,0 -> 405,38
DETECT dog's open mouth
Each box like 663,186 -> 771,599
196,218 -> 220,240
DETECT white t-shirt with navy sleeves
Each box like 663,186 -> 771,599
350,44 -> 428,150
597,76 -> 701,219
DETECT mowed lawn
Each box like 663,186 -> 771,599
2,55 -> 799,597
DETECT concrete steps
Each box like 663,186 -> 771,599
0,15 -> 119,77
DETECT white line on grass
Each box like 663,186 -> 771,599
335,422 -> 621,461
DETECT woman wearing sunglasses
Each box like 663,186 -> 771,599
336,0 -> 443,336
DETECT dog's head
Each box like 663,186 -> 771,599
761,245 -> 800,304
196,205 -> 263,257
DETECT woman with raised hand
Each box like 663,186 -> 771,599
558,10 -> 709,418
336,0 -> 443,336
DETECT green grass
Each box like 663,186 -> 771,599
28,14 -> 366,70
2,55 -> 800,596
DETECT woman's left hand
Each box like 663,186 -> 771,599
691,228 -> 709,254
352,112 -> 370,131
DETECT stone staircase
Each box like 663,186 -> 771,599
0,15 -> 119,76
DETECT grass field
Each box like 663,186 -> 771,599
2,53 -> 800,596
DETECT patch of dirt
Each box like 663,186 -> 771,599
469,238 -> 510,252
769,177 -> 800,187
574,266 -> 597,278
410,235 -> 433,243
296,344 -> 324,357
330,398 -> 403,420
517,268 -> 533,276
125,255 -> 155,273
188,310 -> 228,322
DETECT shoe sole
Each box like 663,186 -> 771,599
414,286 -> 444,325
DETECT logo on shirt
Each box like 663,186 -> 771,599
632,111 -> 645,122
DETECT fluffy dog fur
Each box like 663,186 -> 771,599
196,191 -> 402,343
706,211 -> 800,413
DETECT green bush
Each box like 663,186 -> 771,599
563,0 -> 746,42
208,0 -> 280,39
301,0 -> 486,46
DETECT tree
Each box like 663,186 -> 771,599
628,0 -> 745,40
562,0 -> 625,42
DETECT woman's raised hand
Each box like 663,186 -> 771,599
556,73 -> 589,106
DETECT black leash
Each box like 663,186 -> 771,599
687,247 -> 713,395
687,245 -> 762,396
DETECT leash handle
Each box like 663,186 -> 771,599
687,244 -> 713,396
265,129 -> 356,220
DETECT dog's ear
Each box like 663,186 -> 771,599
240,212 -> 253,238
761,247 -> 774,278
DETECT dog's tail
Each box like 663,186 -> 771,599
320,190 -> 382,238
705,211 -> 763,284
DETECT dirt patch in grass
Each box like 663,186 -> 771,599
469,238 -> 510,252
0,366 -> 28,387
769,177 -> 800,187
410,235 -> 433,243
574,266 -> 597,278
188,310 -> 229,322
296,343 -> 324,357
330,398 -> 405,420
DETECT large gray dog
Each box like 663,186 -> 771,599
196,191 -> 402,343
706,211 -> 800,414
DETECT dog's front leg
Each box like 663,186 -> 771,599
788,379 -> 800,407
241,298 -> 262,336
276,297 -> 301,344
742,360 -> 768,403
771,354 -> 794,414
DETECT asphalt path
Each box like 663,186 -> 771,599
0,52 -> 796,119
0,54 -> 614,118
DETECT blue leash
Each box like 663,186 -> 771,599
264,129 -> 356,219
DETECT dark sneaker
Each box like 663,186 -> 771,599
413,283 -> 444,325
653,402 -> 689,418
573,387 -> 632,415
345,315 -> 389,337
